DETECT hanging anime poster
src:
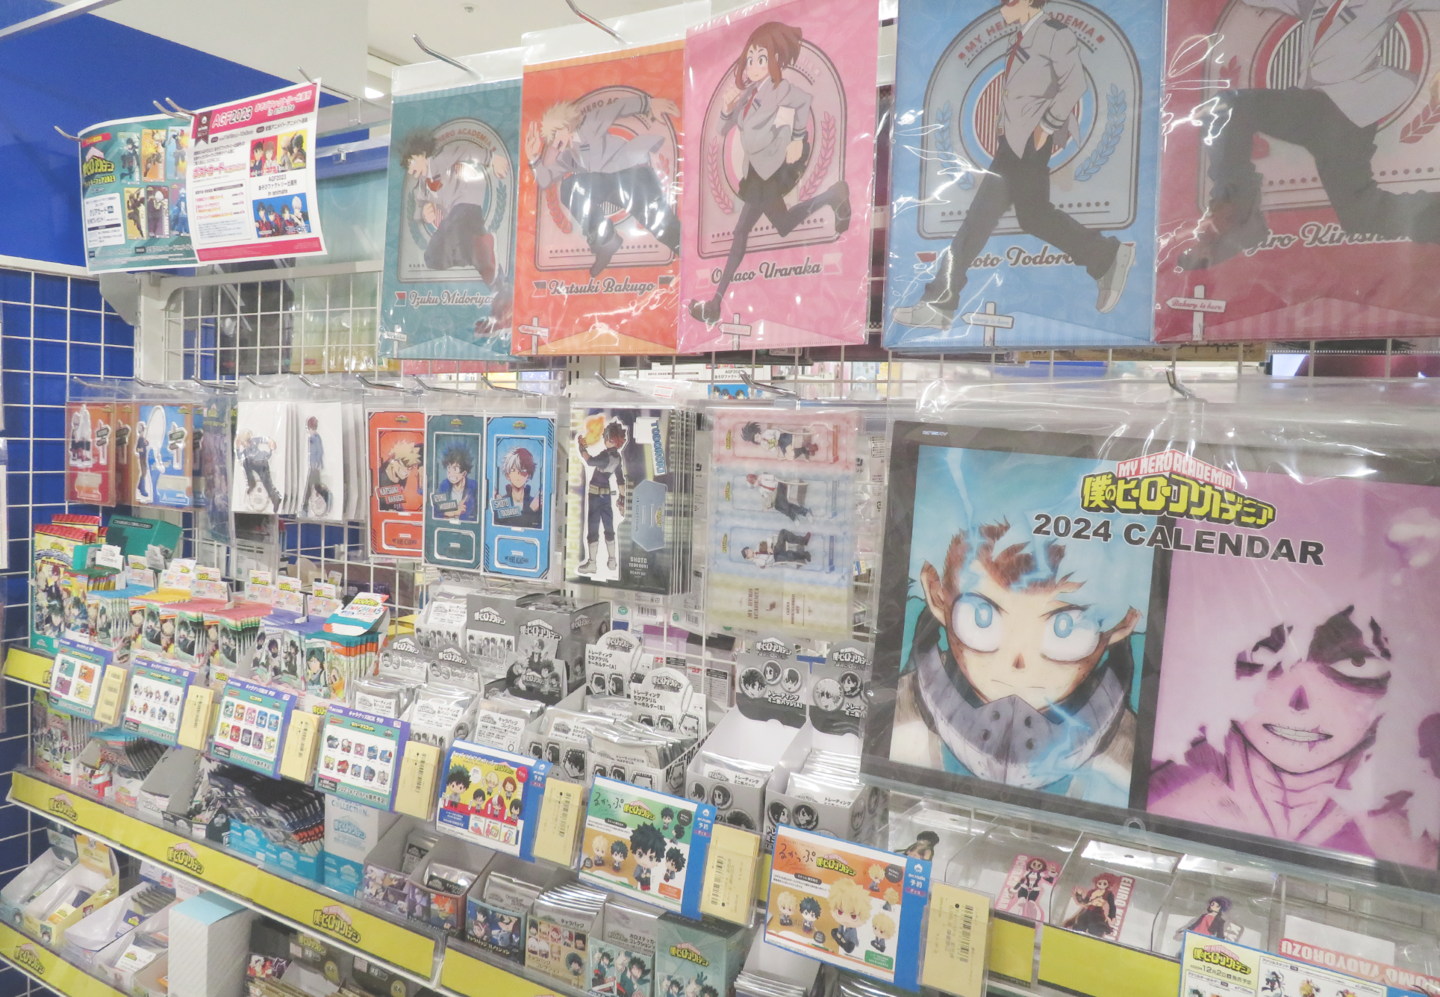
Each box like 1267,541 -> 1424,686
1146,466 -> 1440,870
483,414 -> 556,579
883,0 -> 1161,350
868,423 -> 1160,808
380,79 -> 520,370
368,410 -> 426,557
1154,0 -> 1440,342
65,400 -> 115,505
425,412 -> 485,570
187,82 -> 325,264
78,114 -> 196,273
133,403 -> 193,508
198,396 -> 234,544
514,41 -> 685,355
677,0 -> 878,353
707,408 -> 859,638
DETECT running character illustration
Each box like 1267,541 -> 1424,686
525,90 -> 682,276
892,0 -> 1135,331
688,21 -> 852,326
1178,0 -> 1440,270
576,421 -> 627,575
401,128 -> 508,291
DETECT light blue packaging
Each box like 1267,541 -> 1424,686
483,415 -> 556,579
322,795 -> 401,897
883,0 -> 1161,349
228,818 -> 324,884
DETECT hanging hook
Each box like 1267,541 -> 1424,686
738,371 -> 798,399
152,100 -> 191,120
190,375 -> 237,393
412,34 -> 481,77
54,125 -> 82,143
297,68 -> 384,108
164,98 -> 198,117
481,372 -> 523,395
413,376 -> 469,394
593,372 -> 638,394
297,373 -> 321,388
563,0 -> 625,45
1166,366 -> 1198,401
356,373 -> 422,394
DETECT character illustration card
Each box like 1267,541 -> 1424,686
1154,0 -> 1440,341
883,0 -> 1161,350
369,410 -> 426,557
437,741 -> 550,860
297,402 -> 344,522
587,938 -> 652,997
113,401 -> 136,506
766,825 -> 929,988
198,397 -> 233,545
867,423 -> 1160,808
381,78 -> 520,370
134,403 -> 193,508
677,0 -> 878,353
425,413 -> 485,569
484,415 -> 555,579
708,408 -> 859,637
578,777 -> 715,917
994,854 -> 1061,923
78,114 -> 196,273
65,401 -> 115,505
515,42 -> 685,355
1146,465 -> 1440,871
232,401 -> 290,516
1059,871 -> 1135,941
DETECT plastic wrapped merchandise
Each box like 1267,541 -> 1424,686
527,884 -> 607,986
866,373 -> 1440,885
883,0 -> 1162,350
1154,0 -> 1440,342
677,0 -> 879,353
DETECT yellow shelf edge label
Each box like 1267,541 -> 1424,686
5,648 -> 53,687
441,946 -> 552,997
1038,924 -> 1179,997
0,921 -> 127,997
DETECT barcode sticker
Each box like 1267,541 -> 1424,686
532,777 -> 582,866
923,882 -> 990,997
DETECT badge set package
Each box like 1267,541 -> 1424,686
209,678 -> 298,779
316,706 -> 408,810
567,406 -> 695,594
883,0 -> 1162,350
765,824 -> 930,988
868,380 -> 1440,875
707,407 -> 860,637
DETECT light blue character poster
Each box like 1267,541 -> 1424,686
380,78 -> 521,367
484,414 -> 555,579
883,0 -> 1161,349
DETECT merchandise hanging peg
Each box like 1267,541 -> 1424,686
151,101 -> 191,120
296,67 -> 385,109
563,0 -> 625,45
411,35 -> 481,77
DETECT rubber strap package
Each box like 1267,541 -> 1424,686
883,0 -> 1162,350
1155,0 -> 1440,342
866,374 -> 1440,885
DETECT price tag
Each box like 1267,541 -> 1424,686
922,883 -> 989,997
393,741 -> 440,819
701,824 -> 760,924
278,711 -> 319,782
177,686 -> 216,751
92,664 -> 129,726
95,544 -> 123,570
531,778 -> 582,866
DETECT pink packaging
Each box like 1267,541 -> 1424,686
677,0 -> 878,353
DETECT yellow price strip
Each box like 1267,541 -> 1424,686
441,945 -> 556,997
1038,924 -> 1179,997
0,921 -> 127,997
4,647 -> 54,688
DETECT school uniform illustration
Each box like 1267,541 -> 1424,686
1179,0 -> 1440,269
892,0 -> 1135,329
576,423 -> 627,574
402,134 -> 506,284
237,430 -> 282,512
527,93 -> 682,277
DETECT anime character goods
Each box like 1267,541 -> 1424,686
1062,873 -> 1132,939
369,412 -> 426,555
65,401 -> 114,504
885,0 -> 1160,350
579,778 -> 715,917
302,415 -> 334,518
1155,0 -> 1440,341
484,415 -> 555,578
679,0 -> 877,353
135,403 -> 192,507
78,115 -> 198,273
996,854 -> 1059,922
576,420 -> 627,576
1175,897 -> 1232,941
515,38 -> 686,355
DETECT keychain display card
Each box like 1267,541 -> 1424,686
766,825 -> 930,989
883,0 -> 1162,350
437,740 -> 551,859
48,639 -> 113,721
483,414 -> 555,578
66,401 -> 116,505
210,679 -> 296,778
425,413 -> 485,569
133,403 -> 192,508
579,776 -> 715,918
677,0 -> 878,353
707,407 -> 858,636
515,42 -> 685,355
317,705 -> 408,810
122,659 -> 192,745
368,409 -> 426,557
380,78 -> 520,369
1154,0 -> 1440,342
198,396 -> 234,545
233,401 -> 291,516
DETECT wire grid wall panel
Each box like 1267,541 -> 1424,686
0,264 -> 136,997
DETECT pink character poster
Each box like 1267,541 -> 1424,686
1147,469 -> 1440,870
677,0 -> 878,353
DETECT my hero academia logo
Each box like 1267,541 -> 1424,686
1191,945 -> 1251,975
1080,449 -> 1277,529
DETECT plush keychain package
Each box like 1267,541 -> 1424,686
426,412 -> 486,569
368,409 -> 427,557
380,73 -> 521,369
1154,0 -> 1440,342
883,0 -> 1161,350
484,414 -> 556,578
677,0 -> 879,352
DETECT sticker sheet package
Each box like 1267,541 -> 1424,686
66,401 -> 116,505
380,78 -> 520,369
707,408 -> 859,637
883,0 -> 1161,350
765,825 -> 930,989
484,414 -> 556,578
209,678 -> 297,778
437,740 -> 551,859
77,114 -> 196,272
578,776 -> 715,918
1154,0 -> 1440,342
47,639 -> 113,721
369,409 -> 427,557
514,41 -> 685,355
426,412 -> 485,569
568,408 -> 694,594
132,403 -> 193,508
677,0 -> 878,353
122,659 -> 193,745
317,705 -> 408,810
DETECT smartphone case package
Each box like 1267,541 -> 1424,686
484,414 -> 557,578
426,412 -> 486,569
369,408 -> 427,556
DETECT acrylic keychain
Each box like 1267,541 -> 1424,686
232,377 -> 292,517
66,377 -> 119,506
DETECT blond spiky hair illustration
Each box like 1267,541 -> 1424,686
388,439 -> 420,467
541,101 -> 583,142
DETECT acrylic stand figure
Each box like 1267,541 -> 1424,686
303,416 -> 333,518
577,422 -> 627,574
236,427 -> 282,513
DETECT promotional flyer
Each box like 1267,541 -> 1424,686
380,78 -> 520,368
78,113 -> 196,272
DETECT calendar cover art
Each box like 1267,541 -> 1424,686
425,413 -> 484,569
368,410 -> 426,557
484,414 -> 555,578
66,401 -> 115,505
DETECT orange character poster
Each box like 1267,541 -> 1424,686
515,41 -> 684,355
368,410 -> 426,557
